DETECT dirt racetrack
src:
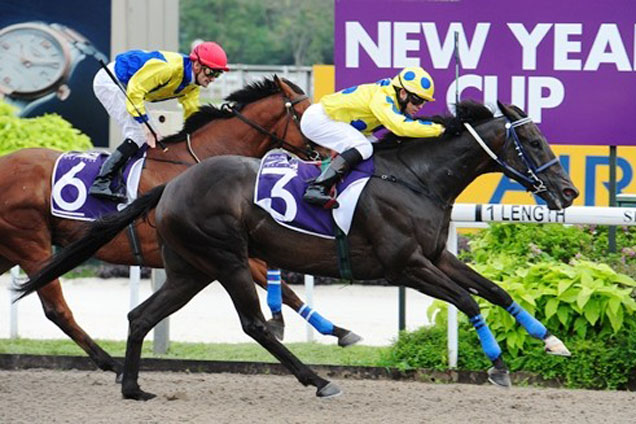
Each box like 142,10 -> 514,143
1,369 -> 634,423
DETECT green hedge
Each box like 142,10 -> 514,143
461,222 -> 636,278
385,223 -> 636,390
0,101 -> 92,155
384,321 -> 636,390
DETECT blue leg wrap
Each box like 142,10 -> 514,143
506,301 -> 547,339
298,304 -> 334,335
266,269 -> 282,314
470,314 -> 502,361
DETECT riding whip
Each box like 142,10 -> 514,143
454,31 -> 461,116
97,59 -> 168,152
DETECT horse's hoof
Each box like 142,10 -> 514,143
266,318 -> 285,341
487,366 -> 511,388
337,331 -> 362,347
316,382 -> 342,398
544,335 -> 571,356
122,386 -> 157,401
115,372 -> 123,384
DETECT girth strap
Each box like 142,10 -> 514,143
126,223 -> 145,266
334,224 -> 354,282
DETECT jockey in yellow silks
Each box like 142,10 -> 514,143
301,66 -> 454,208
90,42 -> 229,202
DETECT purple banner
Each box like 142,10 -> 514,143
335,0 -> 636,145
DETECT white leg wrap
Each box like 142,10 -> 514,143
544,335 -> 571,356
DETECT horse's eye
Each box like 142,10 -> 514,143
530,139 -> 541,148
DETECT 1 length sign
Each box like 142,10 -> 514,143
452,203 -> 636,225
335,0 -> 636,145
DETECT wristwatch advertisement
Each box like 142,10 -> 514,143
0,0 -> 111,146
0,22 -> 108,117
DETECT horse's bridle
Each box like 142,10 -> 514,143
464,117 -> 559,194
219,92 -> 319,161
184,93 -> 316,164
151,91 -> 318,166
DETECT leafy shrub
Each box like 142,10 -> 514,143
389,222 -> 636,388
460,223 -> 636,275
471,259 -> 636,355
390,255 -> 636,389
460,223 -> 590,264
384,321 -> 636,389
0,101 -> 92,155
425,259 -> 636,356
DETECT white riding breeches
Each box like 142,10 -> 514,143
300,103 -> 374,160
93,62 -> 149,148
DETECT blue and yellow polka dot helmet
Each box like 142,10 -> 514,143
391,67 -> 435,101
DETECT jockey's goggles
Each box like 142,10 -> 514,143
202,66 -> 223,78
407,92 -> 426,106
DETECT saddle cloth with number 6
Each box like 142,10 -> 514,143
254,149 -> 374,239
50,149 -> 146,221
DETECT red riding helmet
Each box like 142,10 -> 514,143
189,41 -> 229,71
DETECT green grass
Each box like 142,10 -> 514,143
0,338 -> 390,367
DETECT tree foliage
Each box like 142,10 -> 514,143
179,0 -> 334,65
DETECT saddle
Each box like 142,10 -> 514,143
51,149 -> 146,221
254,149 -> 374,238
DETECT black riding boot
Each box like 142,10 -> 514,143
303,148 -> 364,209
89,139 -> 139,202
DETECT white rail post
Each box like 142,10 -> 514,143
446,223 -> 459,369
304,274 -> 315,342
151,269 -> 170,354
9,266 -> 19,338
129,265 -> 140,310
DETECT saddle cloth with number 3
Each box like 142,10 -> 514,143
50,149 -> 146,221
254,149 -> 374,239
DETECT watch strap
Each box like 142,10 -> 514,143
51,23 -> 109,63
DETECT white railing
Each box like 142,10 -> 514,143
7,204 -> 636,357
202,63 -> 313,104
451,203 -> 636,226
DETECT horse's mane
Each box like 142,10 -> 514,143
161,77 -> 305,145
377,99 -> 495,145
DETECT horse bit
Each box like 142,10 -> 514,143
464,116 -> 559,194
184,92 -> 319,163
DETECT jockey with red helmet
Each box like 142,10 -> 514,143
90,41 -> 229,201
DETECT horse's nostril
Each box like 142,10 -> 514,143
563,187 -> 578,199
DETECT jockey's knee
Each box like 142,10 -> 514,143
351,143 -> 373,160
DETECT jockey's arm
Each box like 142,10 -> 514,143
178,86 -> 201,119
369,91 -> 444,138
125,60 -> 175,123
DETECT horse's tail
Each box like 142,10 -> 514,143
14,184 -> 167,300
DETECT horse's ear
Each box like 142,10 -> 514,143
274,74 -> 296,99
497,100 -> 512,119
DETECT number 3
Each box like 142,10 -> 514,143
260,167 -> 298,222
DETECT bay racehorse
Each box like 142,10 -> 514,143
17,100 -> 579,399
2,76 -> 358,380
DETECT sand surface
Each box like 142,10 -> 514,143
1,369 -> 634,424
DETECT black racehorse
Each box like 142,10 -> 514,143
17,100 -> 579,400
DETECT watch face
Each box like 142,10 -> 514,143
0,23 -> 71,98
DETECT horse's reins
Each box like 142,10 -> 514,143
464,116 -> 559,194
147,92 -> 318,165
221,94 -> 320,161
370,115 -> 559,199
185,133 -> 201,163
